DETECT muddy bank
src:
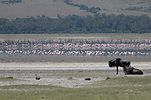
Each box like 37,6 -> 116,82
1,55 -> 151,62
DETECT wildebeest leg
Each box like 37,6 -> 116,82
116,66 -> 118,75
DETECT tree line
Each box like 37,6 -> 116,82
0,14 -> 151,34
0,0 -> 22,4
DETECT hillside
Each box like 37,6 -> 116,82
73,0 -> 151,16
0,0 -> 91,19
0,0 -> 151,19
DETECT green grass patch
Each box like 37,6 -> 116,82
0,77 -> 14,81
0,76 -> 151,100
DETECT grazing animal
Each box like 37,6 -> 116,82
123,67 -> 143,75
109,58 -> 131,67
108,58 -> 143,75
109,58 -> 130,74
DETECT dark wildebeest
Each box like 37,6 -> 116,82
123,66 -> 143,75
108,58 -> 143,75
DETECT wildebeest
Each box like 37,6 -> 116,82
109,58 -> 130,74
123,66 -> 143,75
108,58 -> 143,75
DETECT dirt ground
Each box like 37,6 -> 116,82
0,62 -> 151,88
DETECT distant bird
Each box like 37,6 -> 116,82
35,74 -> 40,80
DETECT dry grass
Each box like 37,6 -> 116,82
0,0 -> 151,19
0,76 -> 151,100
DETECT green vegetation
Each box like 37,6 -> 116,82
0,0 -> 22,4
64,0 -> 101,14
124,6 -> 151,12
0,14 -> 151,34
0,76 -> 151,100
0,77 -> 14,81
94,76 -> 151,87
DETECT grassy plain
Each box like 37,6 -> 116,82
0,76 -> 151,100
0,0 -> 151,18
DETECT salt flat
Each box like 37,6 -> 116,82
0,62 -> 107,70
0,62 -> 151,70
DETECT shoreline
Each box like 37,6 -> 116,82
0,62 -> 151,70
1,55 -> 151,62
0,33 -> 151,40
